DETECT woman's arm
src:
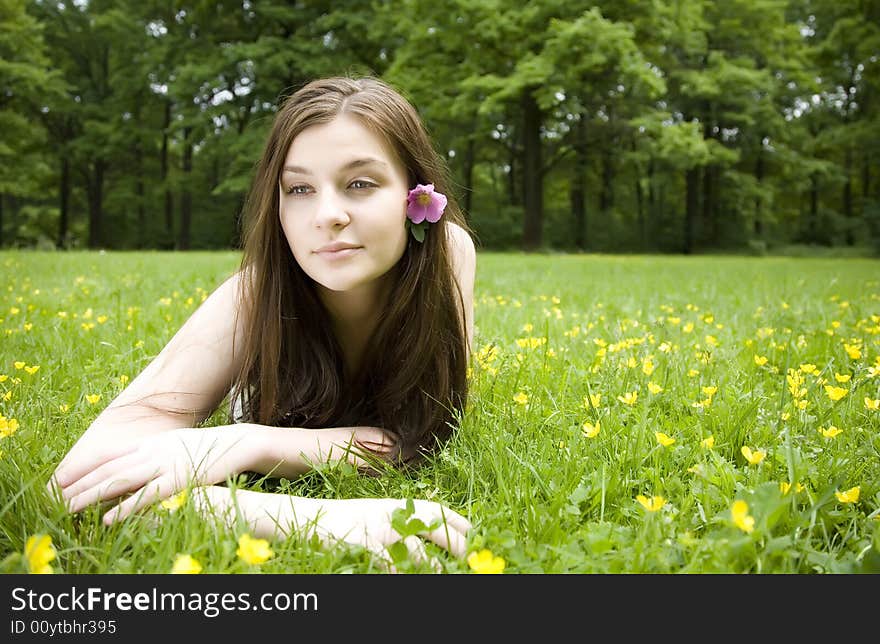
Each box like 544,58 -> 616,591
56,421 -> 395,524
50,270 -> 391,519
190,485 -> 471,562
447,222 -> 476,356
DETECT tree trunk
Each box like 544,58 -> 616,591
684,167 -> 700,254
521,89 -> 543,251
161,99 -> 174,249
462,133 -> 475,219
648,158 -> 657,246
87,160 -> 105,249
809,173 -> 819,242
843,145 -> 853,245
754,148 -> 764,237
507,141 -> 518,207
702,164 -> 715,245
571,115 -> 587,250
135,143 -> 145,250
599,149 -> 614,214
56,156 -> 70,248
179,126 -> 193,250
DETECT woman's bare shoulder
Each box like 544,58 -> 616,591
446,221 -> 476,265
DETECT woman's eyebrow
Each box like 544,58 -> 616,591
281,157 -> 388,175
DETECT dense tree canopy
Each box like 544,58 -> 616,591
1,0 -> 878,253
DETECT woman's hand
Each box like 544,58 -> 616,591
288,425 -> 397,473
303,497 -> 472,564
193,487 -> 472,567
51,426 -> 257,524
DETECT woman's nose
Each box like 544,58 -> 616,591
314,190 -> 351,228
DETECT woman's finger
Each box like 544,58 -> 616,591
409,502 -> 471,557
60,450 -> 145,501
435,505 -> 472,536
103,474 -> 174,525
52,441 -> 139,489
399,535 -> 442,572
66,461 -> 161,513
421,522 -> 468,558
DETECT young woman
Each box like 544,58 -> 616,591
49,76 -> 477,564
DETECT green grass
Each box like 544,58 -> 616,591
1,250 -> 879,573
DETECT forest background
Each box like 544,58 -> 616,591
1,0 -> 878,255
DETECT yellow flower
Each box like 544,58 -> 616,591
467,549 -> 505,574
617,391 -> 638,406
647,381 -> 663,394
0,416 -> 19,438
799,363 -> 818,375
843,343 -> 861,359
24,365 -> 39,375
687,369 -> 699,377
754,355 -> 768,366
85,394 -> 101,404
642,358 -> 655,376
58,404 -> 69,413
824,385 -> 848,401
160,489 -> 187,511
865,397 -> 880,411
584,393 -> 601,408
818,425 -> 842,438
780,481 -> 804,495
236,533 -> 274,565
731,500 -> 755,534
512,392 -> 529,406
655,432 -> 675,447
835,486 -> 860,504
636,494 -> 666,512
581,421 -> 600,438
25,534 -> 56,574
171,554 -> 202,574
701,385 -> 717,398
13,361 -> 24,370
741,446 -> 766,465
700,435 -> 715,449
834,372 -> 851,383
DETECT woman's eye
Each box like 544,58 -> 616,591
286,185 -> 310,195
350,180 -> 375,190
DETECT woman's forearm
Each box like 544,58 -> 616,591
245,424 -> 393,479
190,485 -> 318,540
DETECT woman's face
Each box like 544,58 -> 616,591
278,114 -> 409,298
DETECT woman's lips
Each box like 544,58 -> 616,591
315,247 -> 362,260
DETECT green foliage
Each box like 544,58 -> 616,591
0,0 -> 877,254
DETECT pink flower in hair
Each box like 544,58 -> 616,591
406,184 -> 447,224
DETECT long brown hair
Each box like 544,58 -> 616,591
231,76 -> 472,466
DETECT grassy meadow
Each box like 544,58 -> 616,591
1,250 -> 879,574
